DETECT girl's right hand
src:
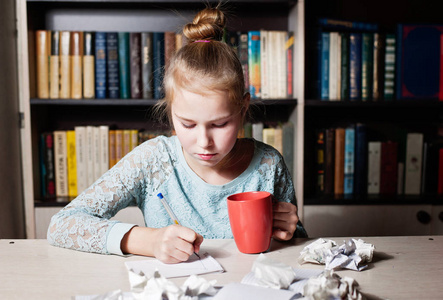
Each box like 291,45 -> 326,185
121,225 -> 203,264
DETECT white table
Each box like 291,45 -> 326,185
1,236 -> 442,299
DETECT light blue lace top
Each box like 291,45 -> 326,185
47,135 -> 306,255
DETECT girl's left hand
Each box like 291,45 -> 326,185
272,201 -> 299,241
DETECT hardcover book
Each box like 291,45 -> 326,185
53,131 -> 68,197
66,130 -> 77,198
316,129 -> 325,194
367,141 -> 381,194
248,31 -> 261,98
383,34 -> 396,100
106,32 -> 120,99
404,133 -> 424,195
153,32 -> 165,99
36,30 -> 50,99
49,31 -> 59,99
238,32 -> 249,92
334,128 -> 345,195
349,33 -> 362,100
344,127 -> 355,195
83,32 -> 95,99
70,31 -> 83,99
118,32 -> 131,99
319,32 -> 329,100
141,32 -> 153,99
130,32 -> 142,99
379,141 -> 398,195
353,124 -> 367,195
59,31 -> 71,99
95,32 -> 107,99
361,33 -> 374,101
324,128 -> 335,195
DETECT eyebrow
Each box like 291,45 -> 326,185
174,113 -> 233,123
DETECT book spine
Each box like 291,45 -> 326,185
320,32 -> 330,100
66,130 -> 77,198
238,32 -> 249,92
354,124 -> 367,195
286,32 -> 294,98
130,32 -> 142,99
141,32 -> 153,99
361,33 -> 374,101
262,128 -> 275,149
349,33 -> 362,100
153,32 -> 165,99
59,31 -> 71,99
115,129 -> 123,164
118,32 -> 131,99
324,128 -> 335,195
70,31 -> 83,99
329,32 -> 339,101
85,126 -> 95,187
53,131 -> 68,197
108,130 -> 117,168
99,126 -> 109,176
130,129 -> 138,150
49,31 -> 60,99
252,123 -> 264,142
367,141 -> 381,194
75,126 -> 88,195
316,129 -> 325,194
344,127 -> 355,195
334,128 -> 345,195
83,32 -> 95,99
248,31 -> 261,99
43,132 -> 56,198
372,33 -> 385,101
106,32 -> 120,99
95,32 -> 107,99
93,126 -> 101,182
123,129 -> 131,156
340,32 -> 350,100
379,141 -> 398,195
36,30 -> 50,98
260,30 -> 269,99
404,133 -> 424,195
384,34 -> 396,100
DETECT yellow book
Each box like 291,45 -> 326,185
70,31 -> 83,99
66,130 -> 77,198
115,130 -> 123,163
49,31 -> 60,99
108,130 -> 116,168
83,32 -> 95,99
130,129 -> 138,150
36,30 -> 50,98
59,31 -> 71,99
123,129 -> 131,156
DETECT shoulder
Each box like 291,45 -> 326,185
252,138 -> 284,164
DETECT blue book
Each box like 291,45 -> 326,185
354,123 -> 367,196
319,32 -> 330,100
344,126 -> 355,195
118,32 -> 130,99
349,33 -> 362,100
247,31 -> 261,99
95,32 -> 107,99
396,24 -> 443,99
153,32 -> 165,99
106,32 -> 119,99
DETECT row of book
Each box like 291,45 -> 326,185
33,30 -> 184,100
317,18 -> 443,101
32,29 -> 296,101
316,125 -> 443,196
39,126 -> 169,200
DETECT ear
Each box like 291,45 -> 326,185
241,92 -> 251,118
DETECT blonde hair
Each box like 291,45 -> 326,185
155,6 -> 247,125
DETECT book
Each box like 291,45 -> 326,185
344,127 -> 355,195
286,32 -> 294,98
95,32 -> 107,99
340,32 -> 350,100
118,32 -> 131,99
353,124 -> 367,196
238,32 -> 249,92
319,32 -> 330,100
396,24 -> 443,99
53,131 -> 68,197
372,33 -> 385,100
404,133 -> 424,195
367,141 -> 381,194
141,32 -> 154,99
70,31 -> 83,99
361,33 -> 374,101
315,129 -> 325,194
123,129 -> 131,156
115,129 -> 124,163
130,129 -> 138,151
93,126 -> 101,182
328,32 -> 340,101
383,34 -> 396,100
248,31 -> 261,98
109,130 -> 117,168
106,32 -> 120,99
349,33 -> 362,100
130,32 -> 142,99
82,32 -> 95,99
75,126 -> 88,195
28,30 -> 37,98
379,141 -> 398,195
324,128 -> 335,195
252,123 -> 264,142
153,32 -> 165,99
49,31 -> 59,99
99,126 -> 109,176
86,126 -> 95,187
334,128 -> 345,195
66,130 -> 77,198
40,132 -> 56,198
260,30 -> 269,99
36,30 -> 50,99
59,31 -> 71,99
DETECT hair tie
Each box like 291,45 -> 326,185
194,40 -> 211,43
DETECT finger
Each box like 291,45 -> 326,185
273,211 -> 299,223
273,202 -> 297,213
194,234 -> 204,253
273,219 -> 297,235
272,228 -> 293,241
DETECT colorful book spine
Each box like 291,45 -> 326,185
142,32 -> 153,99
349,33 -> 362,100
118,32 -> 130,99
75,126 -> 88,195
334,128 -> 345,195
108,130 -> 117,168
70,31 -> 83,99
353,123 -> 367,195
324,128 -> 335,195
260,30 -> 269,99
248,31 -> 261,99
106,32 -> 120,99
95,32 -> 107,99
59,31 -> 71,99
372,33 -> 385,101
238,32 -> 249,92
130,32 -> 142,99
36,30 -> 50,99
316,129 -> 325,194
320,32 -> 330,100
286,32 -> 294,98
41,132 -> 56,198
343,127 -> 355,195
340,32 -> 350,100
153,32 -> 165,99
361,33 -> 374,101
383,34 -> 396,100
66,130 -> 77,198
49,31 -> 59,99
53,131 -> 68,197
83,32 -> 95,99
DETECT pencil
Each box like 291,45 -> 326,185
157,193 -> 200,258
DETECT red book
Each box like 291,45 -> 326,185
438,148 -> 443,194
380,141 -> 398,195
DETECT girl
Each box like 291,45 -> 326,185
48,6 -> 307,264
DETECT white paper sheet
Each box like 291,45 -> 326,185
124,252 -> 224,278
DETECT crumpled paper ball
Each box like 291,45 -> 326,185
251,253 -> 297,289
298,238 -> 375,271
301,270 -> 365,300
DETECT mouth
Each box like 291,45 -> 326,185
198,154 -> 216,160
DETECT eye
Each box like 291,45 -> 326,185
182,123 -> 195,129
213,122 -> 228,128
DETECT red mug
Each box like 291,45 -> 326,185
227,191 -> 273,254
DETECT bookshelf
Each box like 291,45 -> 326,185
15,0 -> 305,238
302,0 -> 443,236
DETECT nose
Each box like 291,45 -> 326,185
197,127 -> 213,148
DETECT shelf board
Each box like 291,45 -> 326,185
30,98 -> 297,106
27,0 -> 296,4
304,194 -> 443,205
305,99 -> 443,108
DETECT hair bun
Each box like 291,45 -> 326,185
183,7 -> 226,42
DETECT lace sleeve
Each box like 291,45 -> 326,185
47,138 -> 173,254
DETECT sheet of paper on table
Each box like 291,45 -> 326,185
124,252 -> 224,278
